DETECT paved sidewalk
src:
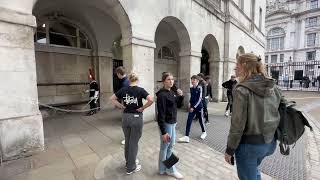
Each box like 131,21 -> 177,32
0,110 -> 274,180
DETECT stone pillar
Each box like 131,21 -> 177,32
178,51 -> 202,107
0,8 -> 44,160
96,53 -> 114,110
121,37 -> 156,122
211,58 -> 226,102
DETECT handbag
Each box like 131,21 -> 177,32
163,153 -> 179,169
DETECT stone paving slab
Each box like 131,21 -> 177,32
0,110 -> 274,180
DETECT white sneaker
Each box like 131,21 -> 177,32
200,132 -> 207,139
225,111 -> 229,117
167,171 -> 184,179
121,139 -> 125,145
126,164 -> 141,175
178,136 -> 190,143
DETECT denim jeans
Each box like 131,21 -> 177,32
235,139 -> 277,180
159,123 -> 177,174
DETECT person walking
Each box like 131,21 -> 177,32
156,72 -> 184,179
222,75 -> 237,117
204,76 -> 212,124
179,75 -> 207,143
224,53 -> 285,180
115,66 -> 130,145
110,72 -> 153,175
197,73 -> 208,124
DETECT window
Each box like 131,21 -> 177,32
306,51 -> 316,60
265,55 -> 269,63
158,46 -> 175,60
310,0 -> 318,9
271,55 -> 277,63
305,65 -> 315,76
280,54 -> 284,62
35,20 -> 92,49
307,17 -> 318,27
259,8 -> 263,30
307,33 -> 316,46
267,27 -> 285,51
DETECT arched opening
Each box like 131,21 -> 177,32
201,34 -> 220,101
267,27 -> 285,51
33,0 -> 131,113
154,17 -> 191,92
236,46 -> 245,59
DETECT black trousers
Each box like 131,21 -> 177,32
226,94 -> 233,112
89,98 -> 97,113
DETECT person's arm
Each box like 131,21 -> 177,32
225,87 -> 248,156
193,86 -> 202,109
156,94 -> 167,135
109,94 -> 125,109
222,81 -> 227,88
175,89 -> 184,108
137,95 -> 154,112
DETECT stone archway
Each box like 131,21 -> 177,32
154,16 -> 192,94
32,0 -> 133,111
201,34 -> 221,101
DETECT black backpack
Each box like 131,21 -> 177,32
276,101 -> 313,155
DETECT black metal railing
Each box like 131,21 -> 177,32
266,61 -> 320,91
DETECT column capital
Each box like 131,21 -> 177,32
121,36 -> 156,49
0,7 -> 36,27
179,50 -> 202,58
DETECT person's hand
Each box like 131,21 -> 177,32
177,89 -> 183,96
189,108 -> 194,112
162,133 -> 171,143
136,107 -> 144,112
224,153 -> 234,165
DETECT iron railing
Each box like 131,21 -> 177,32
266,61 -> 320,91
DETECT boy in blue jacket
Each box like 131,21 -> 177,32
179,75 -> 207,143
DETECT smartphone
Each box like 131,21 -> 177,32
231,156 -> 234,165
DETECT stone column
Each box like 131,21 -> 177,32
0,8 -> 44,160
211,58 -> 226,102
121,37 -> 156,122
178,51 -> 202,107
96,52 -> 114,110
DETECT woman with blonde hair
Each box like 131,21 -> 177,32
224,53 -> 285,180
110,72 -> 153,175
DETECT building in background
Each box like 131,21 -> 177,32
0,0 -> 265,160
265,0 -> 320,89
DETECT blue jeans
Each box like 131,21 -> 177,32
235,139 -> 277,180
159,123 -> 177,174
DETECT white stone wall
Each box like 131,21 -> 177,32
266,0 -> 320,63
0,7 -> 44,160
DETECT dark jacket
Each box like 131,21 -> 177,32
207,83 -> 213,98
226,75 -> 285,155
189,85 -> 203,110
156,88 -> 184,135
222,79 -> 237,95
198,80 -> 207,100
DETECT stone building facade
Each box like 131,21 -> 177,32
0,0 -> 265,160
265,0 -> 320,80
